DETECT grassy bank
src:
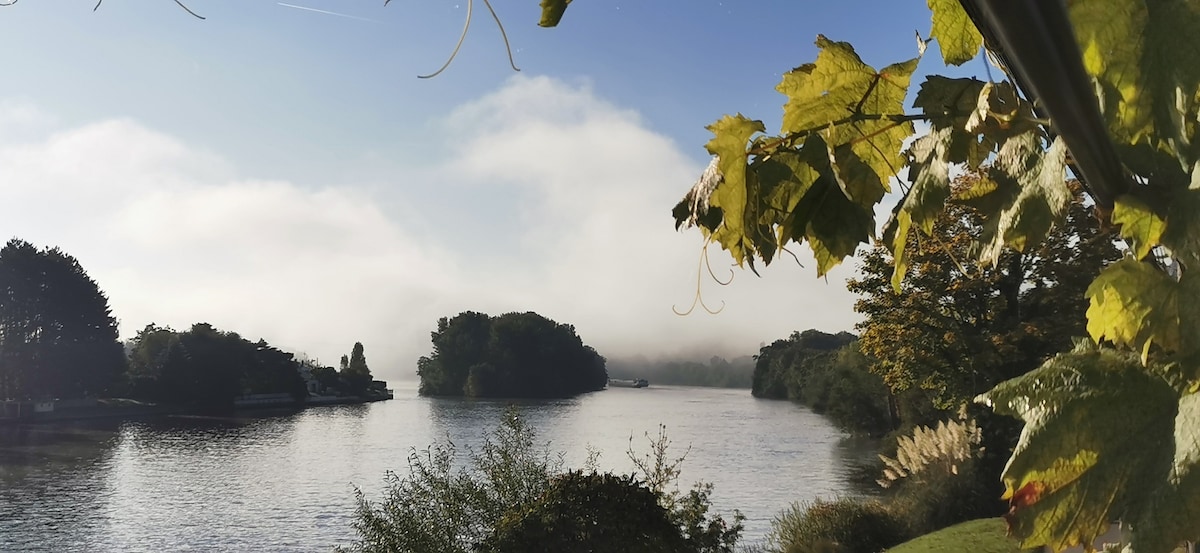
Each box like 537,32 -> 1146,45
887,518 -> 1029,553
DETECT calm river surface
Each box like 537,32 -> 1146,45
0,383 -> 876,552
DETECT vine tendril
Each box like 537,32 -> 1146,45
673,241 -> 730,316
414,0 -> 520,79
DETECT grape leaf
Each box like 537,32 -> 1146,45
978,346 -> 1178,552
1112,194 -> 1167,260
704,114 -> 766,265
1130,388 -> 1200,553
777,38 -> 917,197
1162,166 -> 1200,267
775,134 -> 874,276
902,127 -> 955,236
804,184 -> 874,277
885,209 -> 913,292
881,126 -> 954,292
959,133 -> 1071,266
927,0 -> 983,66
827,141 -> 887,208
1069,0 -> 1200,163
1085,257 -> 1181,362
538,0 -> 571,27
753,150 -> 819,223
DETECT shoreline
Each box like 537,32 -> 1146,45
0,393 -> 393,425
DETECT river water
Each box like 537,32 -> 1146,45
0,383 -> 877,552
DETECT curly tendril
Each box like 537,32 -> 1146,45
673,242 -> 732,316
387,0 -> 519,79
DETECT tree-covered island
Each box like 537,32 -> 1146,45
417,311 -> 607,398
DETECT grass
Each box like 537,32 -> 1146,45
887,518 -> 1034,553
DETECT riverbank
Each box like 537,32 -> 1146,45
0,391 -> 393,425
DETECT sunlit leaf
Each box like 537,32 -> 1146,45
927,0 -> 983,66
1070,0 -> 1200,163
777,38 -> 917,194
704,114 -> 766,265
979,346 -> 1177,552
1085,257 -> 1180,362
538,0 -> 572,27
1112,194 -> 1167,260
885,209 -> 912,293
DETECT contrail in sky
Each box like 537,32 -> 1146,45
276,2 -> 381,23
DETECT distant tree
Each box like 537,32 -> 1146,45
339,354 -> 350,373
417,311 -> 606,398
126,323 -> 180,398
752,332 -> 893,436
130,322 -> 306,407
310,365 -> 340,392
341,342 -> 373,396
605,355 -> 756,388
751,329 -> 855,399
0,239 -> 125,400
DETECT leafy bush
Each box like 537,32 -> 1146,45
339,409 -> 743,553
628,424 -> 745,552
338,409 -> 562,553
480,470 -> 686,553
768,498 -> 909,553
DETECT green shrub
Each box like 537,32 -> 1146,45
628,424 -> 745,552
339,410 -> 743,553
480,470 -> 686,553
337,408 -> 564,553
768,497 -> 909,553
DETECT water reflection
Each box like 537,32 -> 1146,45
0,385 -> 880,551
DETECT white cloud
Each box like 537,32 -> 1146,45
0,76 -> 863,381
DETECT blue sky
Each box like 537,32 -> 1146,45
0,2 -> 963,379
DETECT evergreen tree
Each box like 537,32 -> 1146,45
0,239 -> 125,399
341,341 -> 372,395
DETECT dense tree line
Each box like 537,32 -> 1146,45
752,330 -> 894,437
417,311 -> 606,398
127,323 -> 307,407
606,355 -> 754,388
0,239 -> 125,400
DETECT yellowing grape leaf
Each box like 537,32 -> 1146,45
979,346 -> 1178,552
1069,0 -> 1200,164
538,0 -> 571,27
704,114 -> 766,265
1112,194 -> 1167,260
777,38 -> 917,201
885,209 -> 913,293
881,126 -> 955,292
927,0 -> 982,66
1085,257 -> 1181,362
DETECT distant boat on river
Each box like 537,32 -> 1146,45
607,378 -> 649,389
